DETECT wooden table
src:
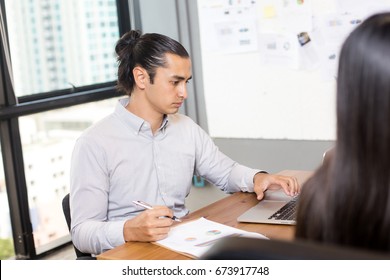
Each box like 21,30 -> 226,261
97,170 -> 313,260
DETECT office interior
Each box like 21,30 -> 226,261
0,0 -> 338,260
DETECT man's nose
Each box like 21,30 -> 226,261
178,84 -> 188,99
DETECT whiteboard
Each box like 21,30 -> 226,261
197,0 -> 390,140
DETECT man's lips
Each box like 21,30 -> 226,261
173,102 -> 183,107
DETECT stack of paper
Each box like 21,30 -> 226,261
155,217 -> 267,259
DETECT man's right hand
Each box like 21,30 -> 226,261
123,205 -> 174,242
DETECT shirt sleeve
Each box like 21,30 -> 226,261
192,123 -> 263,193
70,136 -> 126,255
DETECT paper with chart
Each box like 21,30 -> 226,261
155,217 -> 267,258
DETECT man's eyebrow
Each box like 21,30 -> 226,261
172,75 -> 192,81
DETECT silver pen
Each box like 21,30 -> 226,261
132,200 -> 182,222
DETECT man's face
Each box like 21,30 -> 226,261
144,53 -> 192,115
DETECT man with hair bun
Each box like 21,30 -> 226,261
70,30 -> 299,255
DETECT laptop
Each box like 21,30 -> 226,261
237,189 -> 298,225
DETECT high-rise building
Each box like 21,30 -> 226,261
2,0 -> 120,253
5,0 -> 119,96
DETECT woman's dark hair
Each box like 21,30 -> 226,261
296,13 -> 390,252
114,30 -> 189,95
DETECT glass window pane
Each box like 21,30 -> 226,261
0,146 -> 15,260
19,98 -> 118,254
5,0 -> 119,97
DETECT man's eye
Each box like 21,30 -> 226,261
171,81 -> 179,85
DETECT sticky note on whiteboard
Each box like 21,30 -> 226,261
263,5 -> 276,18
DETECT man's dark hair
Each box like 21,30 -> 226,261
115,30 -> 190,95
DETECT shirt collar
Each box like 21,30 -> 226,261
115,97 -> 169,134
161,115 -> 169,131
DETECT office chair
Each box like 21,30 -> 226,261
201,236 -> 390,260
322,146 -> 334,164
62,193 -> 96,260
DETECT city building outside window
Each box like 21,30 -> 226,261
5,0 -> 119,96
0,0 -> 126,258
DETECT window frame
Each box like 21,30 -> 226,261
0,0 -> 131,259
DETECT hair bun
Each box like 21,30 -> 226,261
115,30 -> 141,56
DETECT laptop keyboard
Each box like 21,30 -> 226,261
268,196 -> 298,221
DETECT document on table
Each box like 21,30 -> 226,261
155,217 -> 267,259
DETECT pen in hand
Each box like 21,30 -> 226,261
132,200 -> 182,222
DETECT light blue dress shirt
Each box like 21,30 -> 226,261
70,97 -> 261,254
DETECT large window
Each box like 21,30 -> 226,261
0,0 -> 130,259
21,98 -> 118,254
5,0 -> 119,97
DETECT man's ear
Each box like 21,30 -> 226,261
133,66 -> 148,90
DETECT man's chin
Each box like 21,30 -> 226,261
167,108 -> 180,114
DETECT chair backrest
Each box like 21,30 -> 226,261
201,236 -> 390,260
322,147 -> 335,165
62,193 -> 95,259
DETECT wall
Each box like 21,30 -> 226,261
197,0 -> 390,141
137,0 -> 179,39
215,138 -> 334,173
135,1 -> 390,172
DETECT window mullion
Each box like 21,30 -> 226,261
0,119 -> 35,259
